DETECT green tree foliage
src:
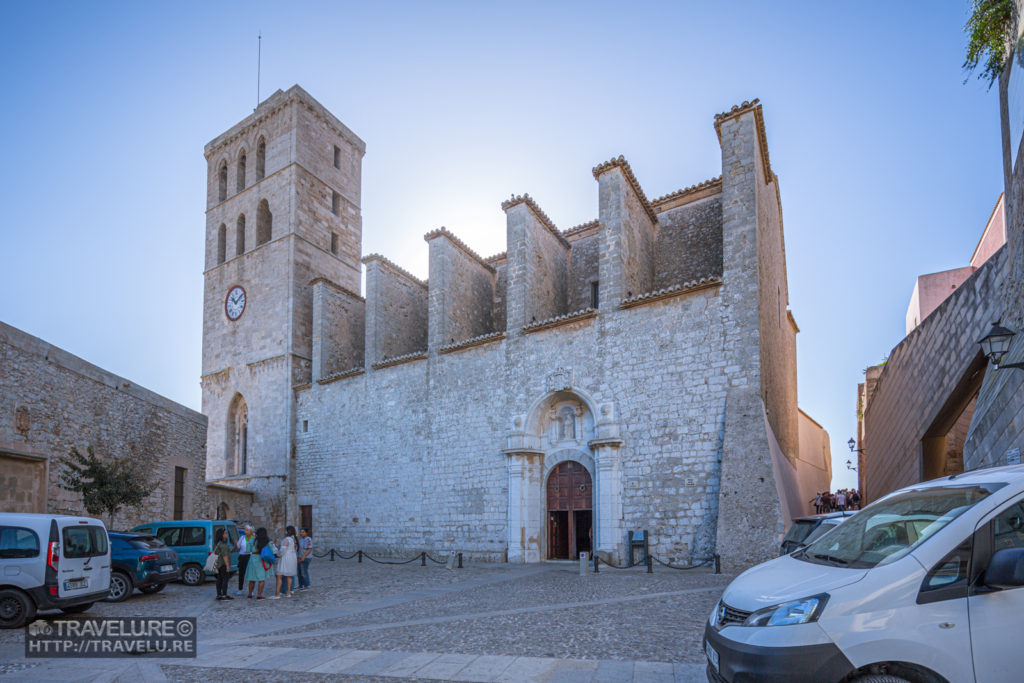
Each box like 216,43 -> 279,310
964,0 -> 1018,86
57,446 -> 151,528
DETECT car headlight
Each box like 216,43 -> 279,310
709,600 -> 721,627
744,594 -> 829,627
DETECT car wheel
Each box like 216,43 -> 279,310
60,602 -> 93,614
106,571 -> 134,602
851,676 -> 912,683
0,589 -> 36,629
181,564 -> 205,586
138,583 -> 166,594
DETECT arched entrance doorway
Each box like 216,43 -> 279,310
546,461 -> 592,559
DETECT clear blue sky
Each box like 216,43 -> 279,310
0,2 -> 1003,490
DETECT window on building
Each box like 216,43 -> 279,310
218,162 -> 227,202
256,199 -> 272,245
330,233 -> 338,255
228,395 -> 248,476
255,137 -> 266,180
237,152 -> 247,193
333,145 -> 341,169
300,505 -> 313,532
236,214 -> 246,255
217,224 -> 227,264
590,281 -> 599,309
332,191 -> 340,216
173,467 -> 186,520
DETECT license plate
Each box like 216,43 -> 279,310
705,640 -> 720,671
64,578 -> 88,591
160,564 -> 175,572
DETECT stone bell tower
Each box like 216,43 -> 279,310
200,85 -> 365,524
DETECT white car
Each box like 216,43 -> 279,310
0,513 -> 111,628
704,464 -> 1024,682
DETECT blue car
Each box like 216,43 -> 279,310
129,521 -> 238,586
105,532 -> 179,602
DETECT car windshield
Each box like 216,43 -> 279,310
794,484 -> 1001,569
129,536 -> 165,549
801,519 -> 840,546
782,520 -> 817,545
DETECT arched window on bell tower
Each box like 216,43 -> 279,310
227,394 -> 248,476
218,161 -> 228,202
217,224 -> 227,264
236,214 -> 246,256
237,151 -> 247,193
255,137 -> 266,180
256,199 -> 272,245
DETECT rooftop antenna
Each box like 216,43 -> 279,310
256,32 -> 262,111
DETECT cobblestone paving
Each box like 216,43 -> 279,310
0,559 -> 732,681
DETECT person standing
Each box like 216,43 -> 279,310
836,490 -> 846,511
213,527 -> 233,601
271,526 -> 298,599
297,527 -> 313,591
236,525 -> 254,596
245,527 -> 276,600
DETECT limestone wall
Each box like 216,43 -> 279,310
427,230 -> 496,347
296,284 -> 733,563
363,256 -> 428,364
863,250 -> 1005,501
312,279 -> 365,379
566,225 -> 600,311
654,195 -> 723,288
504,199 -> 570,326
0,321 -> 208,528
596,163 -> 657,306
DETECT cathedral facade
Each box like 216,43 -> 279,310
201,85 -> 827,569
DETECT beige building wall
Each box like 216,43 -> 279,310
0,321 -> 209,528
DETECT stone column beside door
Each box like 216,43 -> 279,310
590,438 -> 623,562
503,448 -> 544,563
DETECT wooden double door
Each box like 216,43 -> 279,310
546,461 -> 593,560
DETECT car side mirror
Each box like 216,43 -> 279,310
984,548 -> 1024,589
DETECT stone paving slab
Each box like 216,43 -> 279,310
448,653 -> 518,681
341,649 -> 414,675
377,651 -> 442,677
495,655 -> 560,681
308,647 -> 379,673
274,646 -> 354,672
413,652 -> 480,679
593,658 -> 635,682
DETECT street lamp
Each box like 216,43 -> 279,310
979,321 -> 1024,370
847,438 -> 864,454
845,459 -> 857,472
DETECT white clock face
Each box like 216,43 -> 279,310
225,286 -> 246,321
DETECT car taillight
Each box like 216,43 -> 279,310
47,541 -> 60,571
49,586 -> 58,596
139,554 -> 158,562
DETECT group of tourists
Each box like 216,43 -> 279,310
811,489 -> 861,514
210,525 -> 314,601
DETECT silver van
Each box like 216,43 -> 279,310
0,513 -> 111,628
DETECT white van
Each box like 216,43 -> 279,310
704,464 -> 1024,683
0,513 -> 111,628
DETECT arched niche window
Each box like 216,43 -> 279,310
236,151 -> 247,193
217,161 -> 228,202
216,223 -> 227,264
227,395 -> 248,476
255,137 -> 266,180
216,502 -> 229,520
236,214 -> 246,256
256,199 -> 272,245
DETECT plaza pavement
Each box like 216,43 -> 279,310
0,558 -> 732,681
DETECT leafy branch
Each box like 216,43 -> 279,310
57,445 -> 152,529
964,0 -> 1018,86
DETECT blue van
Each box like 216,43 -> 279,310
129,521 -> 238,586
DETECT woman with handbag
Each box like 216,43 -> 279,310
212,527 -> 233,601
244,527 -> 276,600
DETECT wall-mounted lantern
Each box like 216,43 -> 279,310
979,321 -> 1024,370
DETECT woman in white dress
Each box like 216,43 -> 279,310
271,526 -> 298,598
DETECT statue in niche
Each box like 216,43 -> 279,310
557,404 -> 577,442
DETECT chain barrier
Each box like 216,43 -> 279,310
651,555 -> 716,571
308,548 -> 464,567
594,553 -> 721,574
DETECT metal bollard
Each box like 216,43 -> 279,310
579,552 -> 587,576
714,554 -> 721,574
593,554 -> 600,573
457,552 -> 463,569
646,555 -> 653,574
330,549 -> 335,562
358,550 -> 363,563
421,552 -> 426,566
